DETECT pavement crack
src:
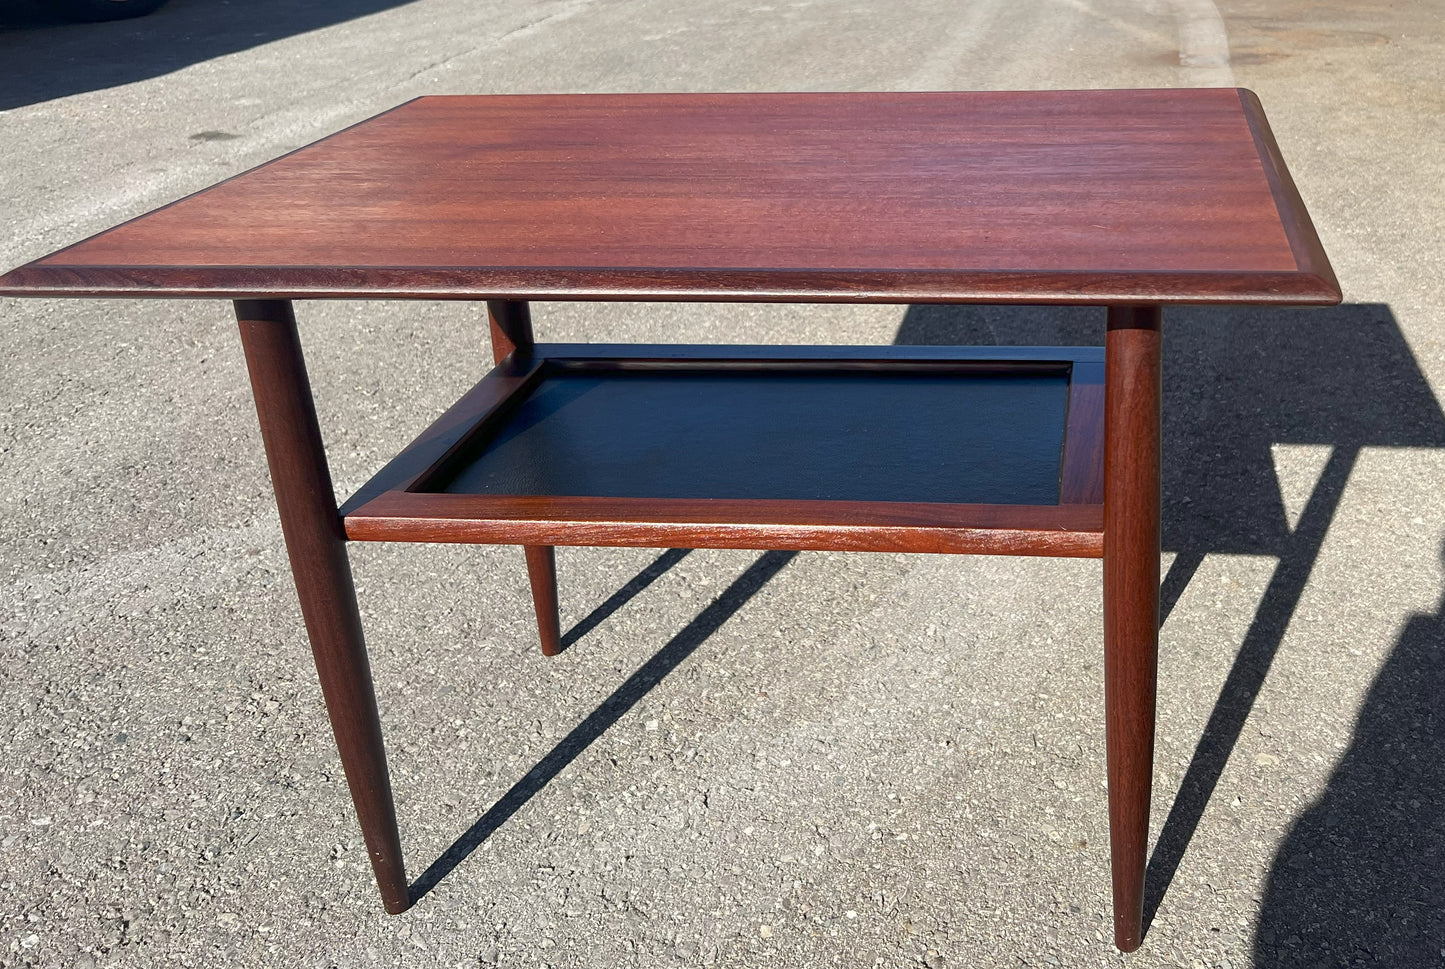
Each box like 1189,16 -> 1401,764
497,0 -> 598,44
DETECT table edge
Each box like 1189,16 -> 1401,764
1236,88 -> 1340,298
0,264 -> 1342,304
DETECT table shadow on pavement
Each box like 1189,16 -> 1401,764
895,302 -> 1445,959
409,548 -> 796,903
0,0 -> 421,111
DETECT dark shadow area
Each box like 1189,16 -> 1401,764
559,547 -> 691,652
410,549 -> 797,902
1255,542 -> 1445,966
895,302 -> 1445,950
1158,547 -> 1205,628
0,0 -> 420,111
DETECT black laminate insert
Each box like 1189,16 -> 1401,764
431,367 -> 1069,505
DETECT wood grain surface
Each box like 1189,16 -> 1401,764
485,298 -> 563,658
343,492 -> 1104,557
233,300 -> 410,914
0,90 -> 1338,304
1059,358 -> 1107,505
1102,305 -> 1163,951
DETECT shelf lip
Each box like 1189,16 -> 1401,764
343,492 -> 1104,558
529,343 -> 1102,364
338,351 -> 544,516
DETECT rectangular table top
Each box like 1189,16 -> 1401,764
0,89 -> 1338,305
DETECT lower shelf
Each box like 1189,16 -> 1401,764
341,344 -> 1105,557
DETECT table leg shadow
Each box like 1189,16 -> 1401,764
408,549 -> 796,903
1253,540 -> 1445,965
554,548 -> 692,654
895,301 -> 1445,945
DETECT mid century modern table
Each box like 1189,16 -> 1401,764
0,89 -> 1338,951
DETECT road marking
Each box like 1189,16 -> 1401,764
1168,0 -> 1236,86
1049,0 -> 1173,47
903,0 -> 1008,90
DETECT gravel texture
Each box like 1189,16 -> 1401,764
2,0 -> 1443,967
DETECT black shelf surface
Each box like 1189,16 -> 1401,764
424,366 -> 1070,505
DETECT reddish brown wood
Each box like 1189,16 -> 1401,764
345,492 -> 1104,556
0,264 -> 1340,304
1060,359 -> 1106,505
233,299 -> 409,914
0,91 -> 1338,306
1236,89 -> 1340,298
1102,304 -> 1163,951
484,298 -> 561,656
525,342 -> 1087,368
486,299 -> 533,362
338,353 -> 545,514
524,544 -> 562,656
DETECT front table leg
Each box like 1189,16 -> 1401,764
235,299 -> 410,913
1102,305 -> 1162,950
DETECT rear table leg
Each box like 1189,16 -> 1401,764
524,545 -> 563,656
487,299 -> 562,656
235,299 -> 409,913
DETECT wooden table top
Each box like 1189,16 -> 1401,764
0,89 -> 1338,305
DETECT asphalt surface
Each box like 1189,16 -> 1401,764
2,1 -> 1443,967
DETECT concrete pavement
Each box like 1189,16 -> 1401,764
2,0 -> 1442,966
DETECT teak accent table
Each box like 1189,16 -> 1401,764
0,90 -> 1338,951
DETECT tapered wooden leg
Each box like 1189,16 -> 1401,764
1103,305 -> 1162,951
524,545 -> 562,656
235,299 -> 410,914
486,299 -> 563,656
486,298 -> 533,361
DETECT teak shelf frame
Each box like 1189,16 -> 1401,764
340,342 -> 1108,557
0,89 -> 1340,952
